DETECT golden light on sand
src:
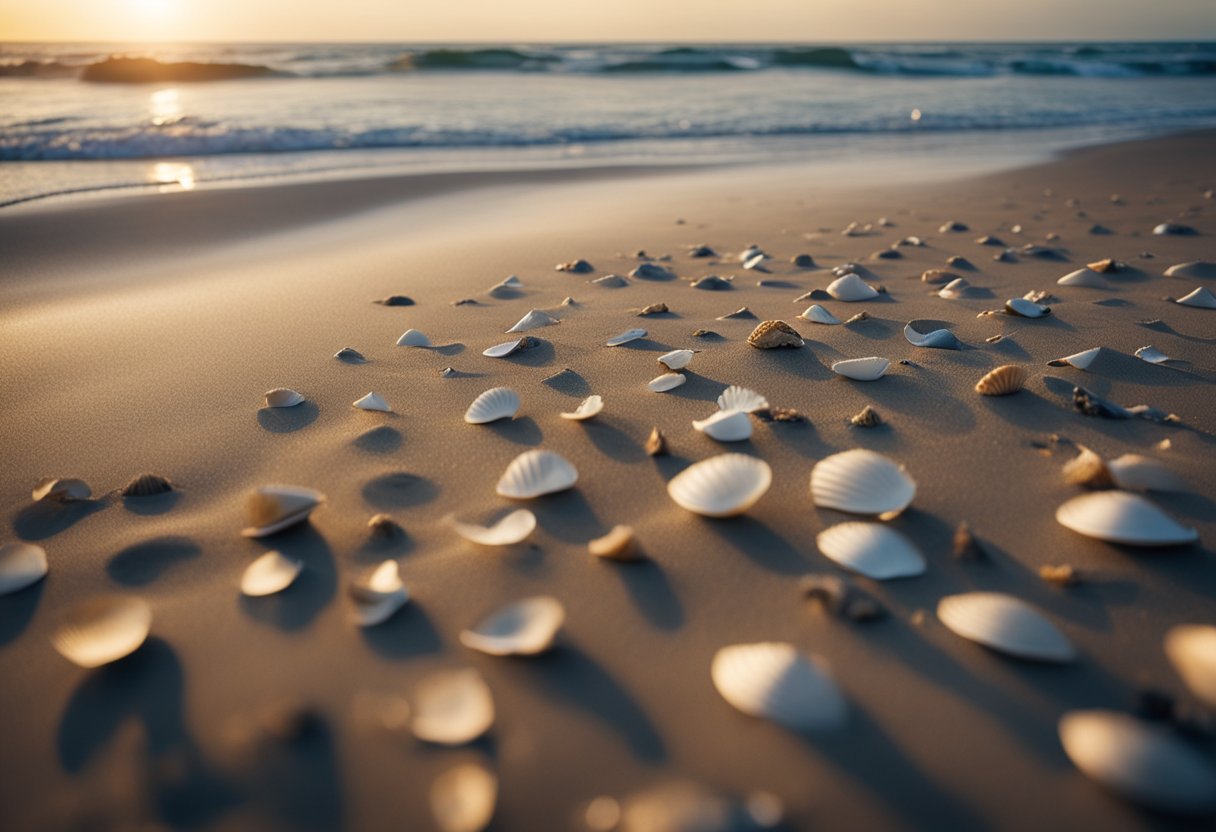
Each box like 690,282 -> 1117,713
152,161 -> 196,190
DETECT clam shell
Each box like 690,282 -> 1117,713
264,388 -> 305,408
460,596 -> 564,656
975,365 -> 1028,396
937,278 -> 972,299
240,550 -> 303,597
334,346 -> 366,363
648,373 -> 687,393
1176,287 -> 1216,308
413,668 -> 495,746
396,329 -> 432,347
667,454 -> 771,517
1057,268 -> 1108,288
588,525 -> 638,560
631,263 -> 676,280
242,485 -> 325,537
453,509 -> 536,546
1134,345 -> 1172,364
464,387 -> 520,424
711,642 -> 847,731
938,592 -> 1075,662
506,309 -> 559,333
798,304 -> 841,325
658,349 -> 694,370
747,320 -> 804,349
831,357 -> 890,381
1107,454 -> 1186,492
1059,710 -> 1216,813
431,763 -> 497,832
904,322 -> 960,350
482,336 -> 534,358
692,409 -> 752,442
353,392 -> 391,412
1047,347 -> 1102,370
51,596 -> 152,668
561,395 -> 603,421
826,274 -> 879,302
816,523 -> 926,580
1165,624 -> 1216,710
120,473 -> 173,497
810,449 -> 915,518
496,450 -> 578,499
1004,297 -> 1050,317
605,328 -> 647,346
740,245 -> 765,262
1056,491 -> 1197,546
349,560 -> 408,627
1164,260 -> 1216,279
0,542 -> 48,596
716,385 -> 769,413
32,477 -> 91,502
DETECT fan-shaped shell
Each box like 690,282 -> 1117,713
1047,347 -> 1102,370
396,329 -> 432,347
353,392 -> 391,412
811,449 -> 915,518
827,274 -> 879,302
1107,454 -> 1186,492
51,596 -> 152,668
1059,710 -> 1216,813
1177,287 -> 1216,308
1164,260 -> 1216,279
716,386 -> 769,413
692,409 -> 752,442
431,764 -> 497,832
561,395 -> 603,421
1005,298 -> 1050,317
975,365 -> 1028,396
264,388 -> 305,408
816,523 -> 926,580
453,509 -> 536,546
937,278 -> 972,299
496,450 -> 578,499
32,477 -> 91,502
798,304 -> 840,325
121,473 -> 173,497
413,668 -> 495,746
658,349 -> 694,370
831,357 -> 890,381
242,485 -> 325,537
1057,268 -> 1108,288
0,542 -> 48,596
938,592 -> 1075,662
605,328 -> 647,346
1134,345 -> 1172,364
482,336 -> 534,358
460,596 -> 564,656
1165,625 -> 1216,710
904,322 -> 960,349
1057,491 -> 1197,545
648,373 -> 687,393
667,454 -> 771,517
348,560 -> 408,627
711,642 -> 847,731
506,309 -> 559,333
240,550 -> 303,597
464,388 -> 520,424
747,320 -> 804,349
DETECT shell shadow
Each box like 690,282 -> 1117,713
702,516 -> 811,575
486,416 -> 543,446
989,337 -> 1031,359
534,490 -> 605,544
611,338 -> 671,353
542,368 -> 590,396
609,558 -> 685,632
0,579 -> 43,646
241,713 -> 344,831
356,526 -> 415,561
352,425 -> 404,454
257,401 -> 319,434
361,472 -> 440,510
494,338 -> 555,368
122,491 -> 181,516
359,602 -> 442,660
840,316 -> 898,340
578,420 -> 649,464
239,526 -> 335,632
12,498 -> 109,541
429,343 -> 465,357
107,536 -> 201,586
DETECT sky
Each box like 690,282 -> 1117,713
1,0 -> 1214,43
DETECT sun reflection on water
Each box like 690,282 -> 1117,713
151,161 -> 196,190
149,88 -> 182,126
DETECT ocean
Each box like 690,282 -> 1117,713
2,42 -> 1215,206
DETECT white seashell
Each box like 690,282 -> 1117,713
938,592 -> 1075,662
716,385 -> 769,413
242,485 -> 325,538
740,245 -> 765,262
496,450 -> 578,499
1056,491 -> 1197,546
937,278 -> 972,299
51,596 -> 152,668
667,454 -> 771,517
904,322 -> 960,350
1059,710 -> 1216,813
453,509 -> 536,546
811,449 -> 915,518
431,763 -> 497,832
816,523 -> 926,580
561,395 -> 603,421
396,329 -> 432,347
692,409 -> 752,442
1057,268 -> 1108,288
1176,287 -> 1216,308
1005,297 -> 1050,317
460,596 -> 564,656
0,542 -> 48,596
658,349 -> 694,370
1134,345 -> 1173,365
1107,454 -> 1186,492
264,388 -> 304,408
605,328 -> 647,346
648,373 -> 687,393
482,337 -> 532,358
353,391 -> 391,412
240,550 -> 302,597
798,304 -> 840,325
349,560 -> 408,627
1165,625 -> 1216,710
1047,347 -> 1102,370
506,309 -> 559,333
498,275 -> 523,288
826,273 -> 879,302
464,387 -> 520,424
413,668 -> 494,746
743,253 -> 768,270
32,477 -> 91,502
711,642 -> 847,731
831,357 -> 890,381
1164,261 -> 1216,279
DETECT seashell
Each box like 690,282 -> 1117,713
0,542 -> 48,596
431,763 -> 497,832
1134,345 -> 1172,364
692,409 -> 752,442
1088,257 -> 1119,272
792,253 -> 816,267
120,473 -> 173,497
1062,445 -> 1114,488
589,525 -> 638,560
648,373 -> 686,393
667,454 -> 771,517
975,365 -> 1028,396
936,278 -> 973,299
1165,625 -> 1216,710
1107,454 -> 1186,492
975,234 -> 1003,246
561,395 -> 603,421
758,406 -> 806,423
947,255 -> 972,268
739,245 -> 765,262
51,596 -> 152,668
826,273 -> 879,302
638,302 -> 668,316
264,388 -> 305,408
1047,347 -> 1102,370
844,312 -> 869,324
711,642 -> 847,731
1056,491 -> 1198,546
242,485 -> 324,537
32,477 -> 92,503
556,258 -> 594,273
353,392 -> 391,412
645,427 -> 667,457
506,309 -> 559,333
1023,288 -> 1052,304
816,523 -> 926,580
461,596 -> 564,656
938,592 -> 1075,662
689,244 -> 716,257
658,349 -> 694,370
747,320 -> 803,349
811,449 -> 915,518
368,513 -> 403,539
561,297 -> 577,307
939,220 -> 968,232
482,336 -> 536,358
499,275 -> 522,287
691,275 -> 732,290
904,322 -> 960,350
1058,710 -> 1216,813
954,521 -> 983,560
921,269 -> 956,284
374,294 -> 414,306
849,405 -> 883,427
831,357 -> 889,381
453,509 -> 536,546
1164,260 -> 1216,279
1152,223 -> 1196,236
591,274 -> 628,287
1003,298 -> 1049,317
871,247 -> 901,260
630,263 -> 676,280
605,328 -> 646,346
334,346 -> 366,363
1073,386 -> 1131,420
396,329 -> 432,347
743,253 -> 768,271
240,550 -> 302,597
798,304 -> 840,325
496,450 -> 578,499
691,328 -> 718,337
717,385 -> 769,413
464,387 -> 520,425
413,668 -> 495,746
1057,268 -> 1108,288
717,306 -> 754,319
1176,287 -> 1216,308
1040,564 -> 1079,585
349,560 -> 408,627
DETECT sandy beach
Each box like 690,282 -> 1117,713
1,129 -> 1215,831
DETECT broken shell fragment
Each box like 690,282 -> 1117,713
1047,347 -> 1103,370
461,596 -> 564,656
811,449 -> 915,518
1165,625 -> 1216,710
667,454 -> 772,517
51,596 -> 152,668
747,320 -> 804,349
645,427 -> 667,456
412,668 -> 495,746
717,306 -> 754,320
816,523 -> 926,580
827,273 -> 879,302
692,409 -> 752,442
353,392 -> 391,412
349,560 -> 408,627
464,387 -> 520,425
496,450 -> 578,499
396,329 -> 432,347
241,550 -> 303,597
431,764 -> 497,832
605,328 -> 647,347
588,525 -> 639,561
242,485 -> 325,538
849,406 -> 883,427
648,373 -> 687,393
482,336 -> 536,358
798,304 -> 840,325
368,513 -> 403,539
1056,491 -> 1198,546
506,309 -> 559,333
717,385 -> 769,413
264,388 -> 305,408
711,642 -> 847,731
334,347 -> 366,363
975,365 -> 1028,396
638,302 -> 669,316
831,357 -> 890,381
938,592 -> 1075,662
1134,345 -> 1173,365
120,473 -> 173,497
904,322 -> 960,349
561,395 -> 603,421
1004,298 -> 1051,317
32,477 -> 92,503
658,349 -> 695,370
0,542 -> 48,596
452,509 -> 537,547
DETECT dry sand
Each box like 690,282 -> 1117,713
1,131 -> 1214,831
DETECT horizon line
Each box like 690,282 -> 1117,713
5,36 -> 1216,46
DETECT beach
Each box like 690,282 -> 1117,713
1,128 -> 1215,830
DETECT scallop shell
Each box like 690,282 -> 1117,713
831,357 -> 890,381
1176,287 -> 1216,308
798,305 -> 841,325
816,523 -> 926,580
396,329 -> 432,347
561,395 -> 603,421
937,278 -> 972,299
1056,491 -> 1197,546
711,642 -> 847,732
938,592 -> 1075,662
460,596 -> 564,656
747,320 -> 804,349
348,560 -> 408,627
1057,268 -> 1108,288
464,387 -> 520,424
51,596 -> 152,668
810,449 -> 915,518
1134,345 -> 1172,365
431,763 -> 497,832
240,550 -> 303,597
588,525 -> 638,560
482,336 -> 535,358
716,386 -> 769,413
242,485 -> 325,537
1004,298 -> 1050,317
496,450 -> 578,499
605,328 -> 647,346
975,365 -> 1028,396
1164,260 -> 1216,279
32,477 -> 92,502
412,668 -> 495,746
1165,625 -> 1216,710
1107,454 -> 1186,492
667,454 -> 771,517
264,388 -> 305,408
658,349 -> 694,370
0,542 -> 48,596
453,509 -> 536,546
1047,347 -> 1102,370
506,309 -> 559,333
692,409 -> 752,442
648,373 -> 687,393
353,391 -> 391,412
904,322 -> 960,350
826,274 -> 879,302
1059,710 -> 1216,813
120,473 -> 173,497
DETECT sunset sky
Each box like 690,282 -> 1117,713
2,0 -> 1214,43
